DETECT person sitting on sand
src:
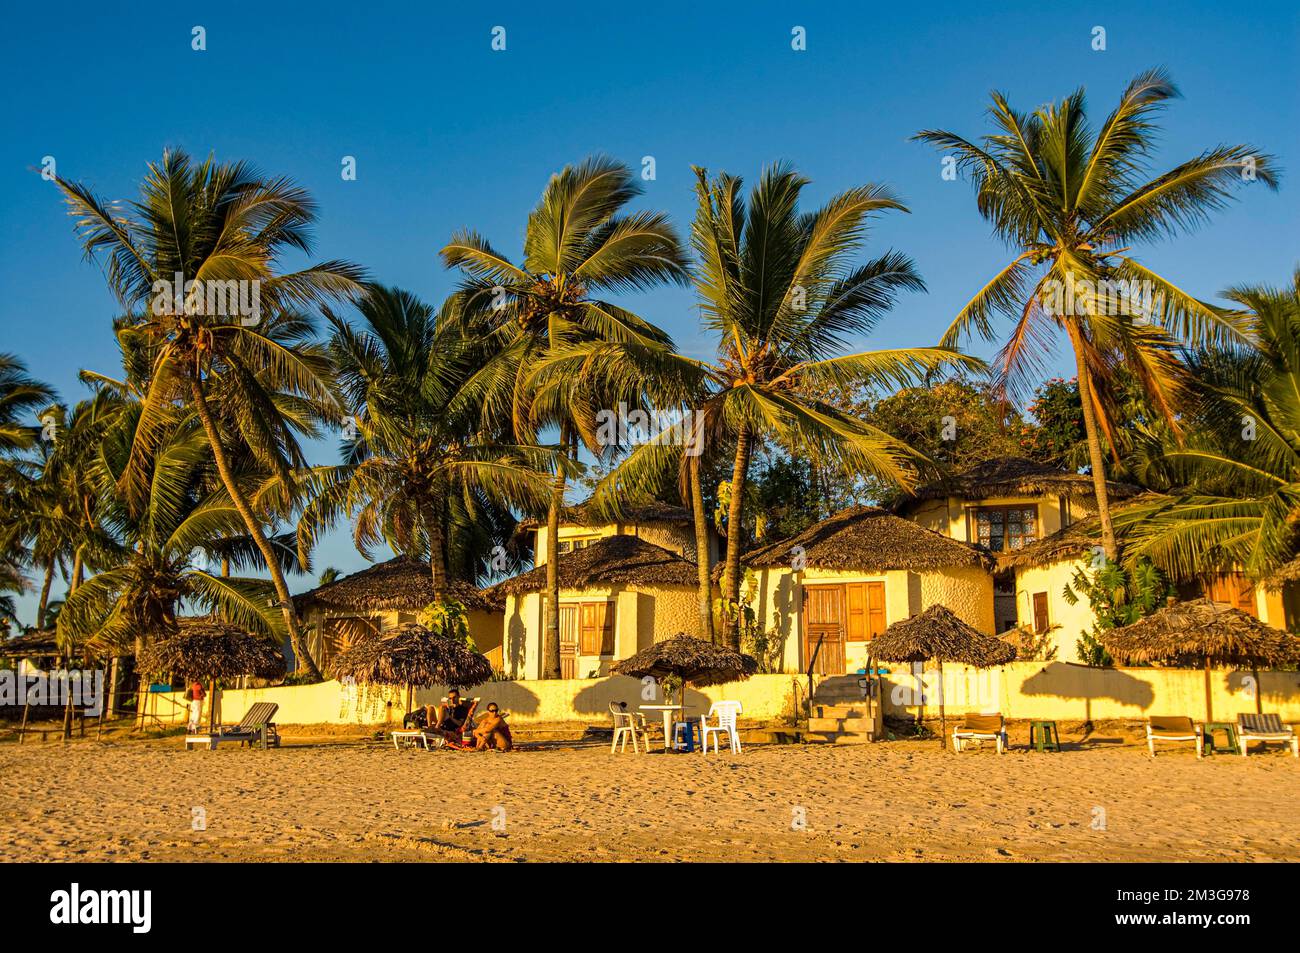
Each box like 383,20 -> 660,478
473,703 -> 512,752
434,689 -> 472,739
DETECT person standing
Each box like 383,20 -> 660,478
186,681 -> 206,732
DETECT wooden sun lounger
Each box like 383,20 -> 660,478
1236,713 -> 1299,757
185,702 -> 281,750
1146,715 -> 1202,758
952,713 -> 1007,754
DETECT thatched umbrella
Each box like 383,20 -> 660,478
328,623 -> 493,719
1100,598 -> 1300,722
612,636 -> 758,748
869,605 -> 1015,748
136,618 -> 286,730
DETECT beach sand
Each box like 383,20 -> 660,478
2,727 -> 1297,862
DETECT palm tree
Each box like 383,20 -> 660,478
59,409 -> 283,656
1118,270 -> 1300,582
0,355 -> 54,454
298,286 -> 561,620
55,150 -> 366,678
541,164 -> 978,648
439,156 -> 689,676
915,68 -> 1277,560
1,399 -> 121,630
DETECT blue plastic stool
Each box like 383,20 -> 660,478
672,720 -> 700,752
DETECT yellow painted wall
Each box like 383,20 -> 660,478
301,606 -> 505,673
142,672 -> 806,727
907,493 -> 1068,543
141,662 -> 1300,727
1015,559 -> 1091,662
501,584 -> 699,680
877,660 -> 1300,722
748,565 -> 993,673
533,521 -> 707,565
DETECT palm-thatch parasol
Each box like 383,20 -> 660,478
328,622 -> 494,718
612,636 -> 758,743
1100,598 -> 1300,722
135,618 -> 287,730
869,605 -> 1016,748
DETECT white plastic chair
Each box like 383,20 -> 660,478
700,700 -> 742,754
609,702 -> 650,753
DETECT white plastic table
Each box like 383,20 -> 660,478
391,729 -> 429,750
639,704 -> 689,752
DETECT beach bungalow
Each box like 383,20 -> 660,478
999,496 -> 1297,660
893,457 -> 1141,648
739,505 -> 996,675
489,533 -> 701,680
292,556 -> 505,670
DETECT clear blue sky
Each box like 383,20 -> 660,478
2,1 -> 1296,622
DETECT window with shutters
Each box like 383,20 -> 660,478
1032,592 -> 1050,634
844,582 -> 887,640
577,601 -> 615,655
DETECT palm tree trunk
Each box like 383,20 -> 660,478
187,376 -> 322,680
62,551 -> 83,740
1067,328 -> 1118,561
427,497 -> 449,606
542,449 -> 566,680
35,561 -> 54,630
688,454 -> 715,643
721,427 -> 753,650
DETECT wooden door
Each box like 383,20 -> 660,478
803,585 -> 846,674
559,605 -> 578,678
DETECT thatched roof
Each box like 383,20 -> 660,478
489,534 -> 697,595
135,619 -> 287,681
612,635 -> 759,687
898,457 -> 1141,510
1263,555 -> 1300,590
736,505 -> 993,574
1100,598 -> 1300,667
328,622 -> 493,687
0,629 -> 60,657
294,556 -> 503,614
869,605 -> 1016,667
996,492 -> 1169,569
517,499 -> 693,530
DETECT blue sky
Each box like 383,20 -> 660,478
2,1 -> 1296,622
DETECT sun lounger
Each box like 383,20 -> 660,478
1236,713 -> 1298,757
952,713 -> 1006,754
1145,715 -> 1202,758
185,702 -> 280,750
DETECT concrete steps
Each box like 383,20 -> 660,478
804,676 -> 878,744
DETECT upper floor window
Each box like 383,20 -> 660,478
556,536 -> 596,554
974,505 -> 1037,551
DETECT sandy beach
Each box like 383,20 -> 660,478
2,725 -> 1297,863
